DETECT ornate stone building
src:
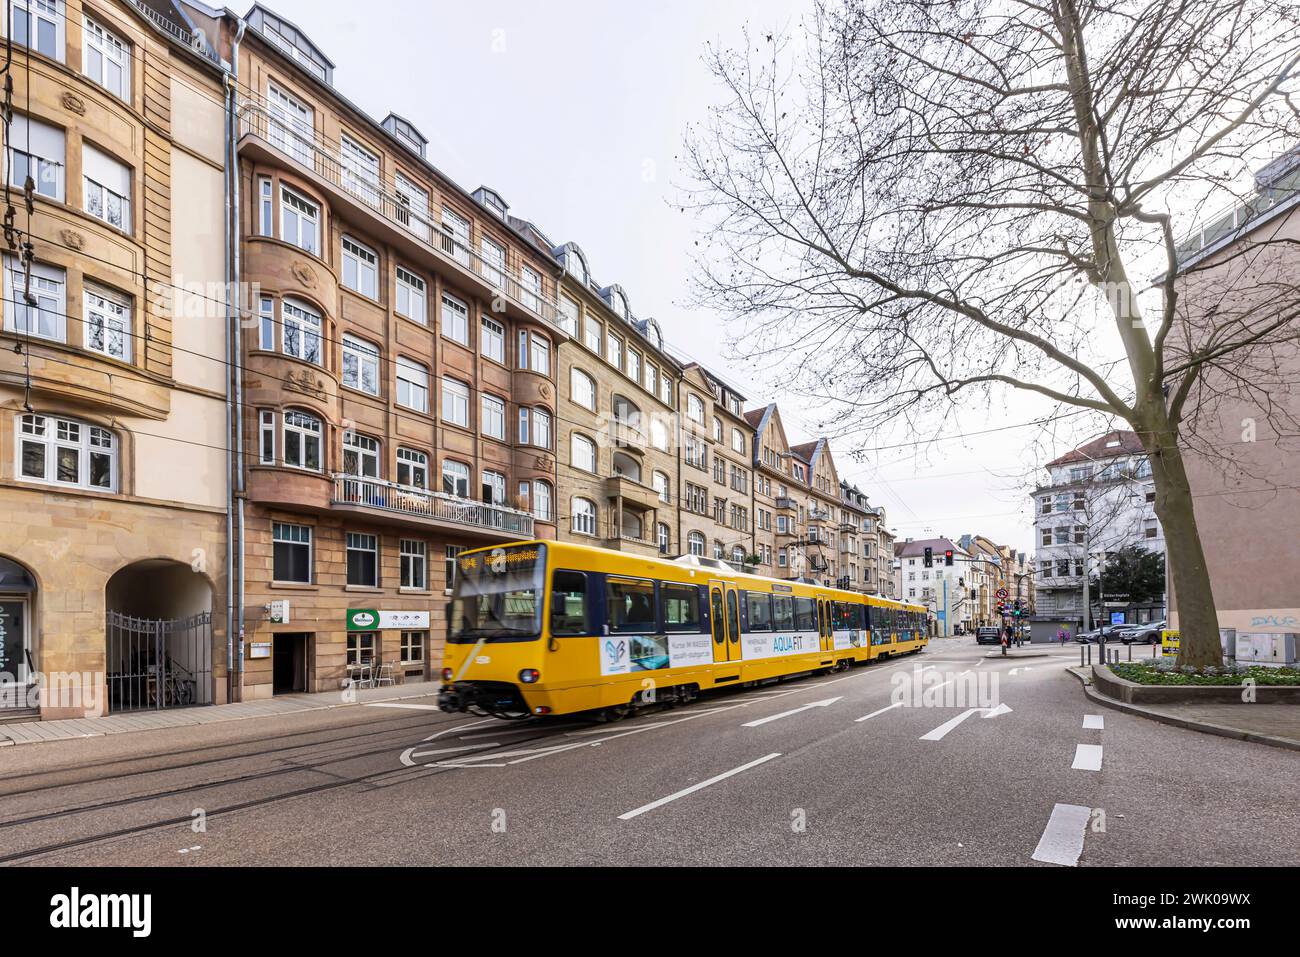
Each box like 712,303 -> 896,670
549,242 -> 680,557
0,1 -> 229,719
189,2 -> 567,696
677,363 -> 752,566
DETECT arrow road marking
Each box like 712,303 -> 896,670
920,702 -> 1013,740
742,696 -> 843,728
619,753 -> 782,820
1032,803 -> 1091,866
1008,666 -> 1034,675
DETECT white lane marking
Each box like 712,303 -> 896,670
1083,714 -> 1105,730
402,717 -> 498,766
407,743 -> 503,761
618,753 -> 783,821
919,702 -> 1012,741
1032,803 -> 1091,866
366,702 -> 442,711
855,700 -> 903,722
1072,743 -> 1104,771
742,696 -> 843,728
1009,666 -> 1035,676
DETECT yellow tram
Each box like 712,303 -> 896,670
438,540 -> 929,719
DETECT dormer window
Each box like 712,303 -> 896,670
565,247 -> 588,284
473,187 -> 508,219
251,6 -> 333,83
383,114 -> 428,158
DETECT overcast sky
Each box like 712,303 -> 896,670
259,0 -> 1122,553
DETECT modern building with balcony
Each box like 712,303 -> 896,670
0,1 -> 229,719
182,1 -> 568,695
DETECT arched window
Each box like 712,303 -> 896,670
713,540 -> 724,560
571,434 -> 597,473
652,470 -> 669,503
16,413 -> 116,491
712,417 -> 722,442
342,430 -> 379,477
657,522 -> 671,553
612,395 -> 641,429
397,447 -> 428,488
687,532 -> 705,556
611,451 -> 641,482
649,417 -> 669,451
731,428 -> 745,454
282,410 -> 322,471
572,497 -> 597,535
282,297 -> 322,364
570,367 -> 596,410
731,545 -> 746,565
687,394 -> 703,423
533,480 -> 553,521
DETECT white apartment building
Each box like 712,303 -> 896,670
1032,430 -> 1166,626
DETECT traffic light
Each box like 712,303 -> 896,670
923,546 -> 933,567
944,549 -> 954,566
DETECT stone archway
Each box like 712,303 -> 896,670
0,556 -> 38,708
105,560 -> 214,712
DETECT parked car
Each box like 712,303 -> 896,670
975,626 -> 1003,645
1074,625 -> 1126,643
1118,621 -> 1167,644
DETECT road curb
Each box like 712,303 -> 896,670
1066,667 -> 1300,753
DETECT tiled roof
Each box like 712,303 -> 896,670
1046,430 -> 1145,468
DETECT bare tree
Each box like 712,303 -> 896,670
683,0 -> 1300,667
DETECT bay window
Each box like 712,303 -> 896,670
83,284 -> 131,362
16,413 -> 115,491
282,410 -> 322,471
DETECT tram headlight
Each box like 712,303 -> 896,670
519,669 -> 541,684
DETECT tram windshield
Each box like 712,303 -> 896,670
449,544 -> 547,642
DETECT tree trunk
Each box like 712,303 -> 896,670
1144,415 -> 1221,668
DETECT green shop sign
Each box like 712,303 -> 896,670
347,609 -> 380,631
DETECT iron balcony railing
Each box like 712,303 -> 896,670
332,475 -> 534,536
125,0 -> 220,62
239,97 -> 563,332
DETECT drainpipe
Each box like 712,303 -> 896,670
222,25 -> 235,703
226,16 -> 249,701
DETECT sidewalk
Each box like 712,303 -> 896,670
0,681 -> 442,748
1068,667 -> 1300,752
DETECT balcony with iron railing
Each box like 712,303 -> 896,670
238,96 -> 564,335
331,474 -> 534,538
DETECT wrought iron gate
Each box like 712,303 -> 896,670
106,611 -> 213,712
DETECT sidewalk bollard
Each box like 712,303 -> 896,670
1127,643 -> 1132,662
1080,645 -> 1084,668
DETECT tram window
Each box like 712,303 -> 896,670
746,591 -> 773,631
550,570 -> 589,636
663,583 -> 703,632
726,591 -> 740,642
606,577 -> 657,634
710,588 -> 725,644
793,596 -> 817,632
772,595 -> 794,631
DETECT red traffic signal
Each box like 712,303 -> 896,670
944,549 -> 954,566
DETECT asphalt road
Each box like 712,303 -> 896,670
1,637 -> 1297,866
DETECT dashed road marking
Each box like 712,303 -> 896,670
1072,743 -> 1104,771
1032,803 -> 1091,866
618,753 -> 782,821
1083,714 -> 1104,730
855,700 -> 903,722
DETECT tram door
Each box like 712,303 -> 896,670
710,581 -> 743,663
818,598 -> 833,652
